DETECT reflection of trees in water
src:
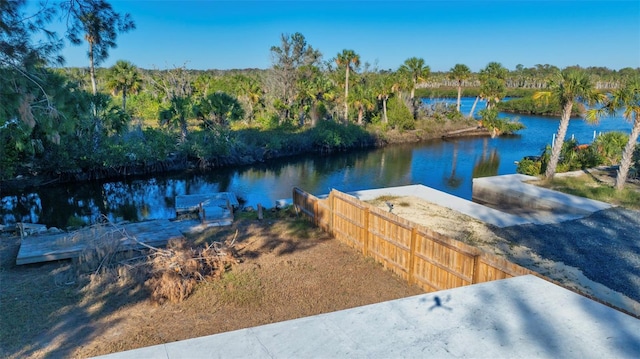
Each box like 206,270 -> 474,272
34,181 -> 104,228
0,145 -> 410,228
0,194 -> 42,225
444,142 -> 463,189
230,147 -> 413,194
473,139 -> 500,178
340,146 -> 412,188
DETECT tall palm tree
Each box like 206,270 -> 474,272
336,49 -> 360,121
480,78 -> 506,110
587,76 -> 640,190
448,64 -> 471,113
105,60 -> 141,112
469,62 -> 508,117
398,57 -> 430,119
534,69 -> 605,179
373,72 -> 394,124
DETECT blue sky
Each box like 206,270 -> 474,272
50,0 -> 640,72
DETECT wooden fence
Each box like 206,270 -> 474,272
293,187 -> 535,292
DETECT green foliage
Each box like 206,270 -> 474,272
544,176 -> 640,210
309,120 -> 371,151
127,92 -> 162,126
254,112 -> 281,130
632,146 -> 640,179
105,60 -> 142,111
478,108 -> 525,135
591,131 -> 628,165
416,87 -> 476,99
497,96 -> 583,116
270,32 -> 322,123
516,158 -> 542,176
35,127 -> 177,175
184,126 -> 232,165
63,0 -> 136,68
421,100 -> 456,123
387,97 -> 414,130
415,87 -> 538,99
480,77 -> 506,108
93,93 -> 131,135
196,91 -> 245,126
0,128 -> 20,179
516,131 -> 630,176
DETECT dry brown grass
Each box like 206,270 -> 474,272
60,218 -> 240,305
145,237 -> 237,304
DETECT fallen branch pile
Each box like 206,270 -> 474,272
74,217 -> 239,304
146,237 -> 238,304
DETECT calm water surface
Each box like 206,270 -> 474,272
1,98 -> 634,228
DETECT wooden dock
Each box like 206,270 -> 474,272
442,126 -> 490,139
175,193 -> 238,225
16,219 -> 184,265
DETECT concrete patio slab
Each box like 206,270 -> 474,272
472,174 -> 612,218
348,184 -> 531,228
93,275 -> 640,359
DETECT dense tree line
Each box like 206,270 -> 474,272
1,1 -> 638,190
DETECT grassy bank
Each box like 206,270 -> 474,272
539,171 -> 640,210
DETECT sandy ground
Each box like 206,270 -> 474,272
369,196 -> 640,317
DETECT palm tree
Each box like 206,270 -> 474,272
398,57 -> 430,119
351,82 -> 375,125
469,62 -> 507,117
534,69 -> 605,179
587,76 -> 640,190
373,73 -> 394,124
232,74 -> 263,124
336,49 -> 360,121
105,60 -> 141,112
480,78 -> 506,110
448,64 -> 471,113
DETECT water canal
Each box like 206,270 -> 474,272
1,98 -> 635,229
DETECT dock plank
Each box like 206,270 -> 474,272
16,219 -> 184,265
175,193 -> 237,225
175,193 -> 239,213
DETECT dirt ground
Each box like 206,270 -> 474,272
0,213 -> 423,358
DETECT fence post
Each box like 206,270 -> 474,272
408,227 -> 417,285
329,190 -> 335,236
313,198 -> 319,227
362,207 -> 370,257
471,255 -> 481,284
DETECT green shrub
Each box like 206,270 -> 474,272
516,158 -> 542,175
387,97 -> 414,131
478,109 -> 525,136
497,96 -> 583,116
308,120 -> 371,151
524,132 -> 628,176
255,112 -> 281,130
591,131 -> 628,165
